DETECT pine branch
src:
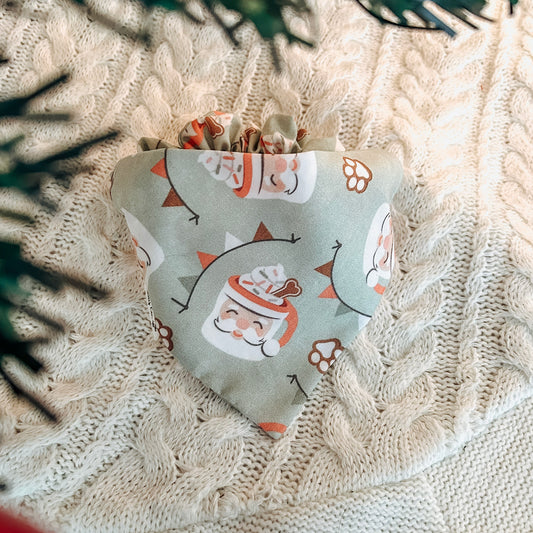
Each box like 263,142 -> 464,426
0,73 -> 72,121
353,0 -> 514,35
0,57 -> 114,429
60,0 -> 519,70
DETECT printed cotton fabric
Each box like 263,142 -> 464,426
111,112 -> 402,437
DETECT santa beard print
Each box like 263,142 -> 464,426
203,295 -> 280,361
373,218 -> 393,277
202,316 -> 276,361
364,204 -> 394,294
213,316 -> 265,346
260,154 -> 299,195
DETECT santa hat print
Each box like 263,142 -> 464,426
232,152 -> 258,198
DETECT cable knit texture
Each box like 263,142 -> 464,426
0,0 -> 532,531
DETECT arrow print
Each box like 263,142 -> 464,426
287,374 -> 309,399
171,298 -> 189,313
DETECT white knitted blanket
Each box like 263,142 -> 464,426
0,0 -> 532,531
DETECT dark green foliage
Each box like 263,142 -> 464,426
0,61 -> 61,425
61,0 -> 518,69
212,0 -> 517,38
203,0 -> 314,45
0,74 -> 71,121
201,0 -> 314,68
0,58 -> 115,429
0,240 -> 59,422
353,0 -> 509,35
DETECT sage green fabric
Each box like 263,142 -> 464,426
111,113 -> 402,438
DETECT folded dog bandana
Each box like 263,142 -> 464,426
111,112 -> 403,438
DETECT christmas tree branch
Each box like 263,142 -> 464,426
0,58 -> 115,437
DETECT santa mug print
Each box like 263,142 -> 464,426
110,115 -> 402,438
197,150 -> 318,204
201,265 -> 302,361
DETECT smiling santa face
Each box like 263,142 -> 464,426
216,298 -> 274,342
201,265 -> 301,361
260,154 -> 299,195
198,151 -> 317,204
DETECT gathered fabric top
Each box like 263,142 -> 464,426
139,111 -> 342,154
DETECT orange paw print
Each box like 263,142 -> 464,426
155,318 -> 174,351
308,338 -> 344,374
342,157 -> 372,193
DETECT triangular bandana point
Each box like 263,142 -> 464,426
111,113 -> 403,440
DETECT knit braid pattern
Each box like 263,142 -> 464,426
0,0 -> 532,530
